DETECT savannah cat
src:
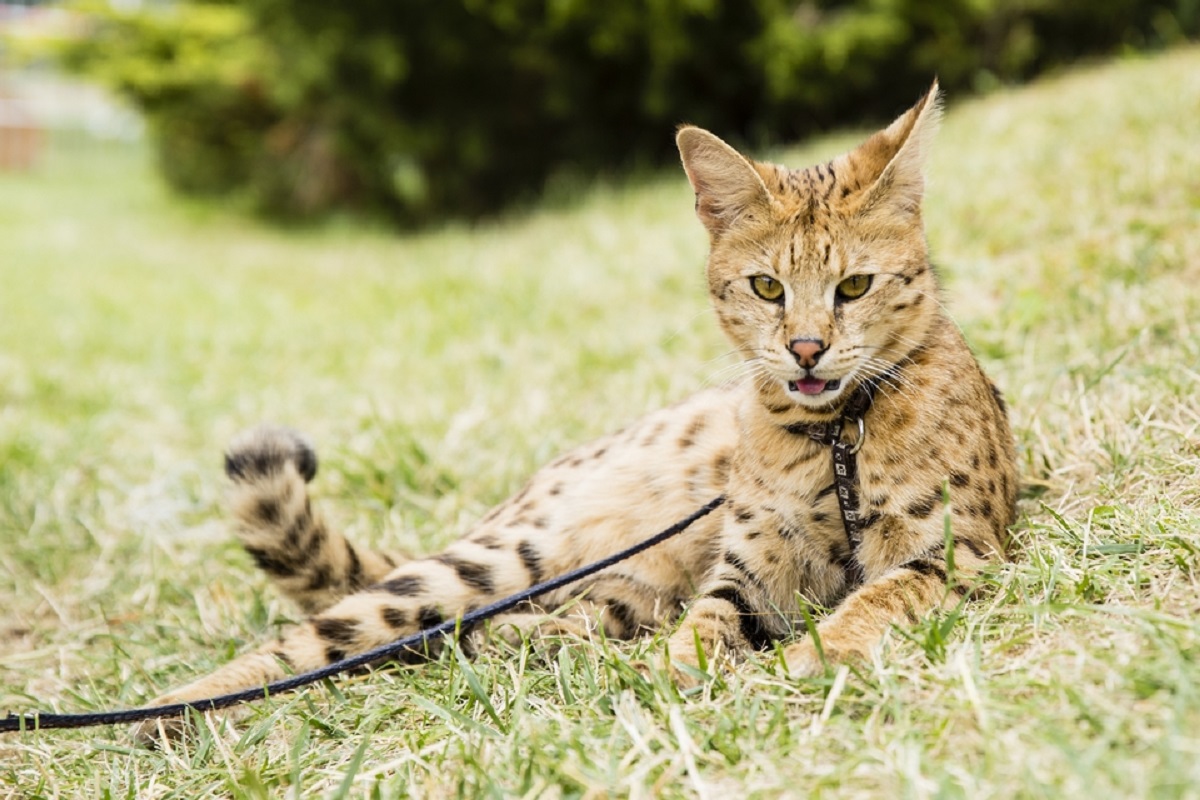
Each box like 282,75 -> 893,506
135,82 -> 1017,742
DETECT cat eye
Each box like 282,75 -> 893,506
835,274 -> 873,301
750,275 -> 784,302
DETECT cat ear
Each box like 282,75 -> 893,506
676,126 -> 773,238
851,80 -> 942,218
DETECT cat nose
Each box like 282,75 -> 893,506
788,337 -> 826,368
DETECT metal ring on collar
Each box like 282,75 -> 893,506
848,416 -> 867,454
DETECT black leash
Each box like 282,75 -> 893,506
1,496 -> 726,733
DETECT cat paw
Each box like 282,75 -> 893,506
661,632 -> 727,689
782,638 -> 862,678
224,425 -> 318,484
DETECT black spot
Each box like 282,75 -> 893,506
811,512 -> 829,524
814,483 -> 837,501
746,530 -> 763,540
958,537 -> 989,560
285,508 -> 313,551
735,507 -> 756,523
325,647 -> 346,663
473,534 -> 504,550
549,483 -> 564,496
306,564 -> 332,591
417,605 -> 444,630
346,543 -> 363,586
314,617 -> 358,646
989,383 -> 1008,413
381,607 -> 408,629
950,471 -> 971,488
294,444 -> 318,483
381,575 -> 425,596
903,558 -> 948,584
979,499 -> 994,519
906,489 -> 943,519
604,600 -> 638,638
256,498 -> 280,525
531,517 -> 550,529
244,546 -> 296,578
434,554 -> 497,594
723,551 -> 761,586
777,522 -> 802,540
706,586 -> 774,650
517,541 -> 544,585
271,650 -> 293,669
988,445 -> 998,468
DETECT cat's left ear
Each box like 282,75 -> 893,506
853,80 -> 942,218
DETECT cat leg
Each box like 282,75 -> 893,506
665,510 -> 1001,682
662,546 -> 786,683
781,535 -> 996,676
225,425 -> 408,614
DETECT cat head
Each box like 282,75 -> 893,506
678,83 -> 942,412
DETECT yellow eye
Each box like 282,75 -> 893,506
836,274 -> 873,301
750,275 -> 784,302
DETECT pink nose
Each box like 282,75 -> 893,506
789,338 -> 825,368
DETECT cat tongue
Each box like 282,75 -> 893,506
792,377 -> 828,395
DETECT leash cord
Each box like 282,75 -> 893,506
1,495 -> 725,733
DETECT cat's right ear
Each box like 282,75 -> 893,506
676,126 -> 772,238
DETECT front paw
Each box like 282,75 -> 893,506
782,636 -> 865,678
662,629 -> 731,689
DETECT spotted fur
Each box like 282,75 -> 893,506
135,82 -> 1017,742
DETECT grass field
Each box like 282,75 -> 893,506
2,47 -> 1199,798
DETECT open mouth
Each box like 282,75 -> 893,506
788,377 -> 841,396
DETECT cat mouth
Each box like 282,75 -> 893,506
787,377 -> 841,396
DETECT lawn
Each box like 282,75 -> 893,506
2,47 -> 1199,798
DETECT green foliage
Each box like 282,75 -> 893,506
50,0 -> 1200,222
55,3 -> 277,195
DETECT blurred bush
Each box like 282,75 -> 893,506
43,0 -> 1200,222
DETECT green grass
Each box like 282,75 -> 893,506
2,47 -> 1199,798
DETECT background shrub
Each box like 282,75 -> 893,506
47,0 -> 1200,223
